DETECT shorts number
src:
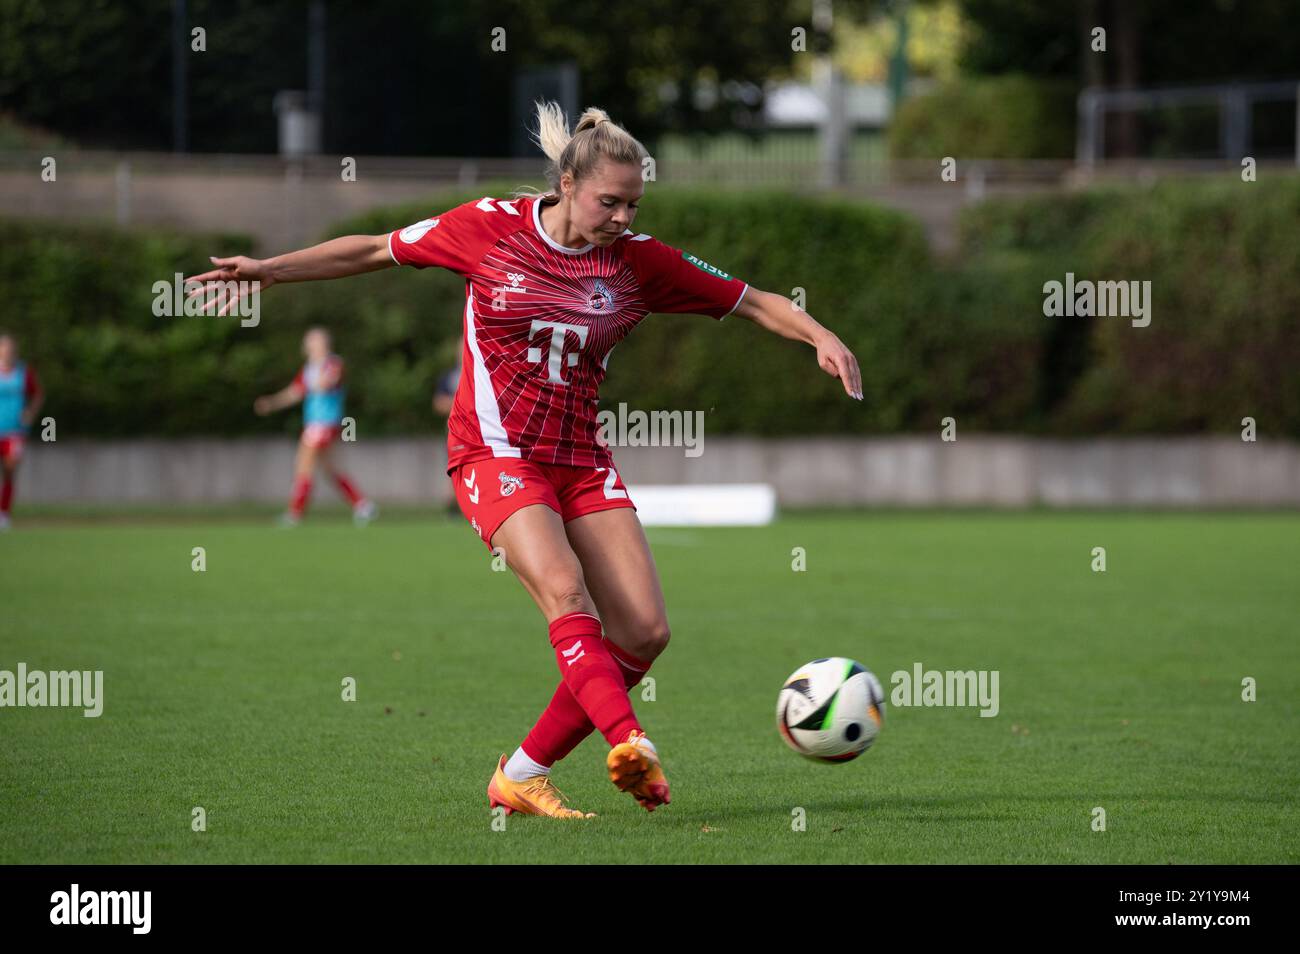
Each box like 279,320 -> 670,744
597,467 -> 628,500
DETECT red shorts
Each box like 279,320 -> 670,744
301,424 -> 340,449
0,435 -> 24,465
451,458 -> 636,550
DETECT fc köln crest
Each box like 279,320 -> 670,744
587,278 -> 615,312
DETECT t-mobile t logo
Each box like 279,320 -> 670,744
526,319 -> 589,385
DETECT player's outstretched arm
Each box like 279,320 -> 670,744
184,234 -> 394,316
731,287 -> 863,401
254,383 -> 304,417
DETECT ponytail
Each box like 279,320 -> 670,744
514,101 -> 648,199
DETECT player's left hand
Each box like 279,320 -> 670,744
183,256 -> 275,316
815,334 -> 863,401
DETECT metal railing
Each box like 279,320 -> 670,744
1077,79 -> 1300,165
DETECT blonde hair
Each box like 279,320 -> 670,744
514,101 -> 648,200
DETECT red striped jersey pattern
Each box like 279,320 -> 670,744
388,195 -> 749,471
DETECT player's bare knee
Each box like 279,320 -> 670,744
547,584 -> 591,621
625,617 -> 670,660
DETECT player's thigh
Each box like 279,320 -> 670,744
294,438 -> 319,475
492,503 -> 598,623
564,507 -> 670,662
315,441 -> 338,474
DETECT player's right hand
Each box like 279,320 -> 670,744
184,256 -> 276,316
253,396 -> 271,416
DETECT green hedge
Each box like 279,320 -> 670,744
889,75 -> 1077,160
0,221 -> 256,436
959,176 -> 1300,435
2,176 -> 1297,438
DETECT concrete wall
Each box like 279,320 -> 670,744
0,158 -> 502,255
16,436 -> 1300,508
4,153 -> 1275,257
3,162 -> 977,254
0,153 -> 1082,254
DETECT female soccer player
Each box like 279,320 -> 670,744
187,102 -> 862,816
0,333 -> 44,531
254,327 -> 376,526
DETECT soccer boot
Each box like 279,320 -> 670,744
486,755 -> 595,819
606,730 -> 671,812
352,500 -> 378,526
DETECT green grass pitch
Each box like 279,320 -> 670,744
1,510 -> 1296,864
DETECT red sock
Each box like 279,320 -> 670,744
606,639 -> 652,689
0,475 -> 12,514
547,612 -> 640,749
333,472 -> 363,506
289,475 -> 312,516
521,680 -> 594,768
522,634 -> 653,767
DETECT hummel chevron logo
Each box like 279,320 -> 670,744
464,468 -> 479,504
476,198 -> 519,215
560,641 -> 586,666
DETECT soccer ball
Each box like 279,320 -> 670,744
776,657 -> 885,762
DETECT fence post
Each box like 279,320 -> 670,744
114,160 -> 132,226
1077,89 -> 1101,168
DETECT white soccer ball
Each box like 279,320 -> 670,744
776,657 -> 885,762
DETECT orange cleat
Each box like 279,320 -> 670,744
606,730 -> 671,812
486,755 -> 596,819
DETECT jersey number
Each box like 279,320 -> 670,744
596,467 -> 628,500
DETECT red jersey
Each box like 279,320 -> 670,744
387,195 -> 748,471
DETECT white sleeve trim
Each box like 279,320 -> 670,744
387,230 -> 400,265
720,283 -> 749,321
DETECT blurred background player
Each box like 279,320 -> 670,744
0,333 -> 44,530
253,327 -> 376,527
431,343 -> 461,419
432,344 -> 462,516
